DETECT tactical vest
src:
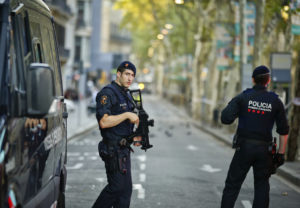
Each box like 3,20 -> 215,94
237,87 -> 279,142
102,83 -> 134,138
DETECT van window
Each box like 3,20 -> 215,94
41,26 -> 55,68
48,29 -> 63,96
9,27 -> 18,88
11,13 -> 29,91
34,42 -> 43,63
23,11 -> 31,56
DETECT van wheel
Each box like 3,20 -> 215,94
56,189 -> 65,208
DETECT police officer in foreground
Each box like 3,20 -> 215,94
92,61 -> 142,208
220,65 -> 289,208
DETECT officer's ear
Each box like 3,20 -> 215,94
267,77 -> 271,85
116,71 -> 121,79
252,78 -> 255,84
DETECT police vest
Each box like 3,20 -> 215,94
102,83 -> 134,138
237,88 -> 279,142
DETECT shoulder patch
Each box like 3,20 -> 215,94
100,95 -> 108,105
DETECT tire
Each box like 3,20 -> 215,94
56,189 -> 65,208
56,175 -> 66,208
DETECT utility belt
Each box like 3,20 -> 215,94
98,138 -> 131,174
232,134 -> 273,153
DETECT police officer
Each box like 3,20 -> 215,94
92,61 -> 142,208
220,65 -> 289,208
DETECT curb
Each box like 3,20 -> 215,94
277,165 -> 300,188
192,121 -> 300,188
67,124 -> 98,141
193,122 -> 232,147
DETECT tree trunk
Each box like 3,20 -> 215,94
287,51 -> 300,161
191,19 -> 204,117
252,0 -> 265,68
239,0 -> 247,92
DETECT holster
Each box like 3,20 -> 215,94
98,141 -> 114,161
117,147 -> 130,174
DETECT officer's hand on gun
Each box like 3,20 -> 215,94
274,153 -> 285,167
126,112 -> 139,125
133,136 -> 142,147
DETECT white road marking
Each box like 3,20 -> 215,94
89,156 -> 98,160
133,184 -> 145,199
84,152 -> 98,156
200,164 -> 221,173
78,156 -> 84,161
140,163 -> 146,171
136,155 -> 147,162
139,173 -> 146,182
68,152 -> 81,157
67,163 -> 83,170
241,200 -> 252,208
187,145 -> 198,151
96,177 -> 105,183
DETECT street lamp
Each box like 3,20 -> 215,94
157,34 -> 164,40
174,0 -> 184,4
165,23 -> 173,30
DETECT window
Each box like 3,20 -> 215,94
76,1 -> 85,28
74,36 -> 81,62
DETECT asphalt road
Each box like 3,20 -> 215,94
65,95 -> 300,208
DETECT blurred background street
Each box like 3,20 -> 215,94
65,95 -> 300,208
40,0 -> 300,207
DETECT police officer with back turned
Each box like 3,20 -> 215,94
92,61 -> 142,208
220,65 -> 289,208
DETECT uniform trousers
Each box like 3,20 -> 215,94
92,152 -> 132,208
221,141 -> 273,208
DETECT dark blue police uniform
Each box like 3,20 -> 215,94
220,78 -> 289,207
92,80 -> 135,208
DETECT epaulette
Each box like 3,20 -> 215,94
242,88 -> 252,94
269,91 -> 279,98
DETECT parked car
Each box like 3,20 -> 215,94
0,0 -> 68,207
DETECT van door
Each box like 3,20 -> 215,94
47,18 -> 67,181
18,9 -> 56,204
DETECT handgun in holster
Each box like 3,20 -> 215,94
269,137 -> 278,174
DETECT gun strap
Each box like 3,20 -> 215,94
107,83 -> 137,109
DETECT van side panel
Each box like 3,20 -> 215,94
4,1 -> 67,207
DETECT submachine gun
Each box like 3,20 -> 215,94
127,89 -> 154,151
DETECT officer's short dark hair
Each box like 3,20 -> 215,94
117,61 -> 136,76
254,74 -> 270,85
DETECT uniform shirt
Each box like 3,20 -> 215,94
96,81 -> 135,141
221,85 -> 289,142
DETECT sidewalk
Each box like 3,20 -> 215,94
67,98 -> 98,140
